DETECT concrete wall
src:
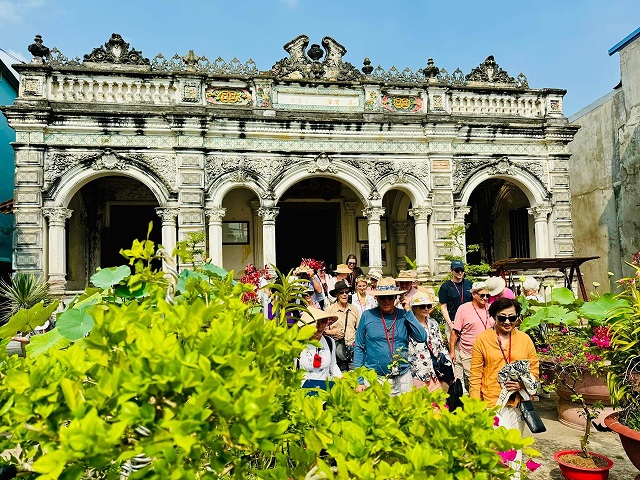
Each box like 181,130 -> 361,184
569,34 -> 640,288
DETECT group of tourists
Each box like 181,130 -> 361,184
290,256 -> 541,465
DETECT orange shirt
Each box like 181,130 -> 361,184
469,328 -> 539,407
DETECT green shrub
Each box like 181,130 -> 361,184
0,235 -> 536,479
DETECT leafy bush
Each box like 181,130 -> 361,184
0,234 -> 536,478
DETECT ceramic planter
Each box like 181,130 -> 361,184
554,450 -> 613,480
604,412 -> 640,472
556,370 -> 614,429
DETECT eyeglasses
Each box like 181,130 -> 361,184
416,304 -> 433,309
347,262 -> 356,266
477,293 -> 491,299
453,268 -> 464,273
337,291 -> 349,296
496,314 -> 519,323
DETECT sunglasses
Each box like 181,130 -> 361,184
347,262 -> 356,266
377,296 -> 395,301
496,314 -> 519,323
476,293 -> 491,299
337,291 -> 349,296
453,268 -> 464,273
416,304 -> 433,309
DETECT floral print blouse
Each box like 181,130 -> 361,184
408,318 -> 452,382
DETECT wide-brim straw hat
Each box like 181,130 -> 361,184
297,306 -> 338,327
485,276 -> 506,296
334,263 -> 351,274
394,269 -> 417,283
367,271 -> 382,282
329,280 -> 350,298
370,277 -> 406,296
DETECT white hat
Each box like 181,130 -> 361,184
471,281 -> 488,292
485,276 -> 507,296
522,276 -> 540,291
411,295 -> 434,307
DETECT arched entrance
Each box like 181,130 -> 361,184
465,179 -> 532,265
66,176 -> 160,290
275,178 -> 360,272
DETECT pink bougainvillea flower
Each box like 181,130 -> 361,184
493,416 -> 500,426
525,459 -> 541,471
498,450 -> 517,463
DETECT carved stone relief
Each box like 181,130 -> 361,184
452,156 -> 548,192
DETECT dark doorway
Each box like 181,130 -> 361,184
101,205 -> 162,268
275,202 -> 340,272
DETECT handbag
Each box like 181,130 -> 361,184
426,343 -> 455,385
335,310 -> 352,363
518,392 -> 546,433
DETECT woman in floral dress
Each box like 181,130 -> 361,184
408,294 -> 453,391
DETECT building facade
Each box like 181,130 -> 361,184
3,34 -> 578,294
568,27 -> 640,287
0,56 -> 19,272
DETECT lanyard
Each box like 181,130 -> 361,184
473,305 -> 490,330
497,331 -> 512,364
453,281 -> 464,302
380,309 -> 398,356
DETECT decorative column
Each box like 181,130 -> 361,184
42,207 -> 72,294
205,207 -> 227,267
409,205 -> 433,277
250,200 -> 263,267
527,203 -> 553,258
393,221 -> 410,273
155,207 -> 179,270
363,206 -> 385,275
258,206 -> 279,272
343,201 -> 359,262
453,205 -> 471,259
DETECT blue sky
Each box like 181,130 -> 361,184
0,0 -> 639,116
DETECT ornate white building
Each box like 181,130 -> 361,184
3,34 -> 578,293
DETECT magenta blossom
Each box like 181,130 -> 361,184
525,459 -> 541,471
493,416 -> 500,427
498,450 -> 517,464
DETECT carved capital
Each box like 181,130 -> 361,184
250,200 -> 261,212
527,203 -> 552,221
258,206 -> 280,222
409,206 -> 433,221
155,207 -> 180,224
343,201 -> 359,216
362,207 -> 385,221
454,206 -> 471,223
43,207 -> 72,224
393,221 -> 410,240
204,207 -> 227,222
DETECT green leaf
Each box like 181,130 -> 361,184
57,308 -> 95,340
201,263 -> 230,279
579,294 -> 629,324
90,265 -> 131,289
115,283 -> 147,299
551,287 -> 576,305
26,328 -> 70,357
0,300 -> 59,338
176,269 -> 209,292
545,305 -> 579,325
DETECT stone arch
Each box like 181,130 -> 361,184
376,175 -> 430,210
457,164 -> 548,207
207,173 -> 266,207
47,164 -> 171,208
272,161 -> 370,205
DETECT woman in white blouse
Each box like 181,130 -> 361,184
351,275 -> 377,315
297,307 -> 342,389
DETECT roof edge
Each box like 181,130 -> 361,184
0,57 -> 19,91
608,27 -> 640,56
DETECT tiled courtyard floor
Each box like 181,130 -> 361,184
526,394 -> 638,479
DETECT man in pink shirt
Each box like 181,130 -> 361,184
449,282 -> 495,393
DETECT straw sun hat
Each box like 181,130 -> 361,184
334,263 -> 351,274
485,276 -> 506,296
369,277 -> 406,296
297,306 -> 338,327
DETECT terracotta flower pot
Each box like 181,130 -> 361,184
554,450 -> 613,480
556,370 -> 611,405
604,412 -> 640,472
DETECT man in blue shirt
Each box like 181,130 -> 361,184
354,277 -> 427,395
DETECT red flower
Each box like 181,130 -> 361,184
493,416 -> 500,427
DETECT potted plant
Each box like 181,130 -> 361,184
603,258 -> 640,475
